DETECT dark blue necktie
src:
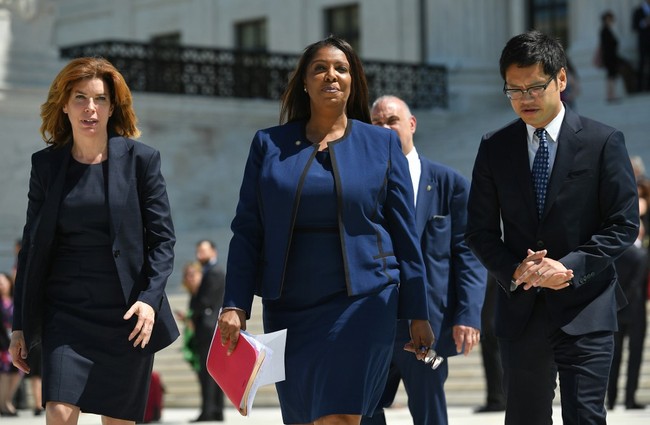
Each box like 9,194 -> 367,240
532,128 -> 550,219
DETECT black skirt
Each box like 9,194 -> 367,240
42,245 -> 154,421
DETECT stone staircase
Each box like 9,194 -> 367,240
158,293 -> 650,408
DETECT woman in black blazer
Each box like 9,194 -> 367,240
9,57 -> 178,424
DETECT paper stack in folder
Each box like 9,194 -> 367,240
206,328 -> 286,416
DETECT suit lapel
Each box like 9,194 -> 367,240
107,137 -> 133,241
543,110 -> 581,220
34,144 -> 72,245
507,121 -> 539,221
415,162 -> 437,237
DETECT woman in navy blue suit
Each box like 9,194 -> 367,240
9,57 -> 178,425
217,36 -> 434,425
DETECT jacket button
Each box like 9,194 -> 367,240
536,240 -> 544,248
113,250 -> 120,258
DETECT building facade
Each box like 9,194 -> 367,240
0,0 -> 644,276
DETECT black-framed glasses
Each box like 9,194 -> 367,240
503,73 -> 557,100
423,348 -> 444,370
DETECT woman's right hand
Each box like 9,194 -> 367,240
9,331 -> 30,374
217,309 -> 247,355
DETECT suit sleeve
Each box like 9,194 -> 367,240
223,133 -> 265,318
12,154 -> 46,330
560,130 -> 639,287
385,132 -> 429,320
197,267 -> 226,325
137,149 -> 176,311
449,174 -> 486,329
465,136 -> 521,292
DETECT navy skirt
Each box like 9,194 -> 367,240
263,231 -> 398,424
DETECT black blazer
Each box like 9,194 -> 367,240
466,106 -> 639,339
632,6 -> 650,46
13,136 -> 179,354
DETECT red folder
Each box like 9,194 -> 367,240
206,328 -> 266,416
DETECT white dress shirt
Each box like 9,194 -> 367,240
526,105 -> 566,174
405,146 -> 421,207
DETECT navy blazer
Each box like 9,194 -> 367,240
466,106 -> 639,339
224,119 -> 429,321
13,136 -> 179,353
414,157 -> 486,357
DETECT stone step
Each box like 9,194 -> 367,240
159,294 -> 650,408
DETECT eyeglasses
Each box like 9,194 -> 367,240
503,73 -> 557,100
423,348 -> 444,370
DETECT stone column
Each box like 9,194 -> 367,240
0,0 -> 61,89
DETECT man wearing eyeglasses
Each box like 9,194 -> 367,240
465,30 -> 639,425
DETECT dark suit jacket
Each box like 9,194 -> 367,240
600,25 -> 620,74
13,136 -> 179,354
191,261 -> 225,355
224,119 -> 429,321
466,106 -> 639,339
632,5 -> 650,46
413,157 -> 486,357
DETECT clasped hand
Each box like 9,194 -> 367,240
513,249 -> 573,291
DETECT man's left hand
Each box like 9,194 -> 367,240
453,325 -> 480,356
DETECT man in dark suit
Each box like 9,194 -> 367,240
465,30 -> 639,425
632,0 -> 650,91
362,95 -> 487,425
191,240 -> 226,422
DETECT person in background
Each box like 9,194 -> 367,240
560,58 -> 580,110
0,272 -> 21,417
191,240 -> 225,422
474,274 -> 506,413
465,30 -> 639,425
10,239 -> 21,282
9,238 -> 28,413
141,371 -> 165,423
176,261 -> 203,374
630,155 -> 647,180
632,0 -> 650,91
9,57 -> 179,425
600,10 -> 624,102
217,36 -> 434,425
362,95 -> 486,425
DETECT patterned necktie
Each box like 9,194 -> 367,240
532,128 -> 550,219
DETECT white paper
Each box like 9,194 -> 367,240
237,329 -> 287,416
253,328 -> 287,385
